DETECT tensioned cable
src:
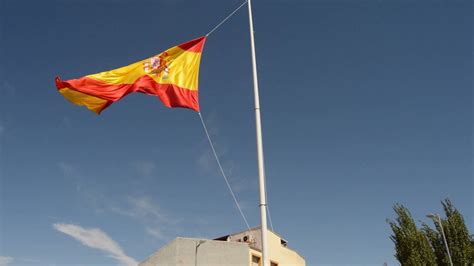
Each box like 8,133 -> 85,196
266,191 -> 275,231
198,112 -> 251,230
206,0 -> 248,37
202,0 -> 277,232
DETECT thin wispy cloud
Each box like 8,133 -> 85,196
57,162 -> 85,193
197,113 -> 255,193
0,124 -> 5,155
201,111 -> 220,137
57,162 -> 76,177
196,113 -> 232,176
145,227 -> 165,240
196,112 -> 264,232
56,162 -> 173,240
111,196 -> 178,240
57,0 -> 185,3
56,162 -> 108,213
131,160 -> 156,177
197,150 -> 215,173
61,116 -> 72,129
0,256 -> 14,266
231,175 -> 258,193
113,196 -> 170,223
16,258 -> 41,264
53,223 -> 138,266
0,81 -> 16,97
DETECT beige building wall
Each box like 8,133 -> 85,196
139,237 -> 250,266
139,228 -> 306,266
218,227 -> 305,266
246,230 -> 305,266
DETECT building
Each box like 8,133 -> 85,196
139,227 -> 305,266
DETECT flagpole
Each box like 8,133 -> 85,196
247,1 -> 269,266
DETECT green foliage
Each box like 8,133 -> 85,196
389,199 -> 474,266
387,204 -> 437,265
422,223 -> 448,265
469,235 -> 474,263
444,199 -> 472,265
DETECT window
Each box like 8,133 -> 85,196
252,255 -> 261,266
251,255 -> 277,266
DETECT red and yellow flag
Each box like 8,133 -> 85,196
55,37 -> 206,114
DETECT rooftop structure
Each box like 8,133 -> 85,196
139,227 -> 305,266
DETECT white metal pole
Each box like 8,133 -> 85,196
247,1 -> 269,266
437,214 -> 453,266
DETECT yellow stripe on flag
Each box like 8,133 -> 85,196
87,47 -> 202,91
59,88 -> 109,114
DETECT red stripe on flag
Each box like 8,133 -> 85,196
178,36 -> 206,53
56,75 -> 199,112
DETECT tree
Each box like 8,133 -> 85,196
422,223 -> 447,265
469,235 -> 474,263
388,199 -> 474,266
422,199 -> 473,265
387,204 -> 437,265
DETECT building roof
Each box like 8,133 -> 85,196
213,226 -> 288,246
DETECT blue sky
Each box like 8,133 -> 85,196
0,0 -> 472,265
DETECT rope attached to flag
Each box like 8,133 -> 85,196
206,0 -> 248,37
198,112 -> 251,230
198,0 -> 277,232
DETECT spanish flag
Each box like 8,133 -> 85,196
56,37 -> 206,114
